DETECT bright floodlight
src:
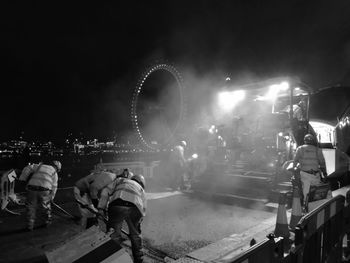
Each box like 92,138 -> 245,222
264,81 -> 289,101
218,90 -> 245,111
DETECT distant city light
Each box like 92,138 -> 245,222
209,125 -> 216,134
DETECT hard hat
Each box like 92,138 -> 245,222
304,134 -> 316,145
122,168 -> 133,178
131,174 -> 146,189
53,160 -> 62,171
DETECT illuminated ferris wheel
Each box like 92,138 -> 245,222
131,63 -> 186,150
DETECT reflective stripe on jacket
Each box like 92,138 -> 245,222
19,163 -> 40,182
99,178 -> 146,216
294,144 -> 326,172
27,164 -> 58,197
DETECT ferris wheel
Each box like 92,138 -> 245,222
131,63 -> 186,150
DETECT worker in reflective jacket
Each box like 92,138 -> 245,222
98,174 -> 147,263
74,172 -> 99,229
293,134 -> 327,203
19,160 -> 62,231
89,170 -> 117,207
169,140 -> 188,190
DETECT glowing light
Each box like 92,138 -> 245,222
279,82 -> 290,91
257,82 -> 290,101
218,90 -> 245,111
310,120 -> 335,144
268,162 -> 275,168
191,153 -> 198,159
209,125 -> 216,134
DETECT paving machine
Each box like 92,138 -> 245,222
189,77 -> 315,202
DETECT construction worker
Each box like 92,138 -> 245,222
293,134 -> 327,205
169,140 -> 188,190
98,174 -> 147,263
89,169 -> 117,207
74,172 -> 99,229
19,160 -> 62,231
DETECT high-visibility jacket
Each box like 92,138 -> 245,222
74,172 -> 99,204
89,171 -> 116,199
19,163 -> 40,182
294,144 -> 326,172
20,163 -> 58,198
98,178 -> 147,217
75,172 -> 99,194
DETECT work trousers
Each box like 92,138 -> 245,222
108,204 -> 144,263
300,171 -> 322,201
26,188 -> 52,229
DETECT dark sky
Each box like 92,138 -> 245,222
1,1 -> 350,142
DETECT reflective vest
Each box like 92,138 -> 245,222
89,171 -> 116,199
19,163 -> 40,182
75,172 -> 99,193
294,144 -> 326,172
99,178 -> 146,216
24,164 -> 58,197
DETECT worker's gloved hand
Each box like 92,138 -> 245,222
321,176 -> 328,183
319,170 -> 328,183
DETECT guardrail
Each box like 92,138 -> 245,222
292,195 -> 345,262
227,236 -> 284,263
230,191 -> 350,263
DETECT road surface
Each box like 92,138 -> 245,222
0,189 -> 277,262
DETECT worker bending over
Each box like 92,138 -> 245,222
98,174 -> 147,263
19,160 -> 62,231
74,172 -> 99,228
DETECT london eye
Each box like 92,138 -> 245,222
131,63 -> 186,150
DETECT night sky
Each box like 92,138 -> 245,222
2,1 -> 350,142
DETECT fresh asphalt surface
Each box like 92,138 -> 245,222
142,190 -> 276,260
0,189 -> 276,262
